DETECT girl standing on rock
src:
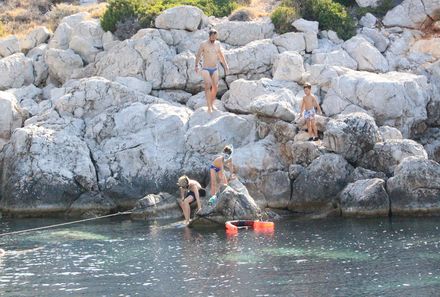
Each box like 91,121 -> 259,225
209,145 -> 236,197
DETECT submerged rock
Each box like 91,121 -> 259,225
131,192 -> 183,220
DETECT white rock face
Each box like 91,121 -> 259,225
343,36 -> 388,72
19,27 -> 51,52
311,49 -> 358,70
224,78 -> 301,114
27,44 -> 49,86
0,53 -> 34,90
0,91 -> 24,149
155,5 -> 206,31
383,0 -> 440,29
69,36 -> 100,64
384,29 -> 421,71
7,84 -> 43,116
360,28 -> 389,53
359,13 -> 377,28
225,39 -> 278,76
115,76 -> 152,95
355,0 -> 379,7
250,89 -> 298,122
322,70 -> 430,137
0,36 -> 20,58
215,20 -> 274,46
45,48 -> 84,84
379,126 -> 403,140
49,22 -> 72,50
292,18 -> 319,33
272,51 -> 305,82
304,32 -> 319,52
273,32 -> 305,53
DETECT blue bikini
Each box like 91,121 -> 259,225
203,67 -> 218,76
210,164 -> 221,172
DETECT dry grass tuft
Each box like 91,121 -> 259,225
228,6 -> 266,21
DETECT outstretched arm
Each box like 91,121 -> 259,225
195,44 -> 203,73
300,98 -> 305,117
314,96 -> 322,114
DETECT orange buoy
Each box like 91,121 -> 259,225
225,220 -> 274,233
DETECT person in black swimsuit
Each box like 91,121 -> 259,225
177,175 -> 206,224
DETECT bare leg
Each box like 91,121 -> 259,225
201,70 -> 213,113
219,170 -> 227,186
210,71 -> 219,110
182,196 -> 194,224
312,119 -> 318,139
306,119 -> 313,139
210,169 -> 217,196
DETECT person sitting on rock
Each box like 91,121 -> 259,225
177,175 -> 206,224
209,145 -> 236,197
300,82 -> 322,141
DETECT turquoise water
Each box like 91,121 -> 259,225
0,217 -> 439,296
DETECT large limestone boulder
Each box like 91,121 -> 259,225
45,48 -> 84,84
0,53 -> 34,90
192,179 -> 263,225
215,20 -> 274,46
0,91 -> 24,149
130,192 -> 183,220
7,84 -> 43,117
339,178 -> 389,217
114,76 -> 152,95
27,44 -> 49,87
155,6 -> 206,31
383,0 -> 440,29
292,19 -> 319,33
342,36 -> 388,72
416,128 -> 440,162
185,111 -> 257,154
360,28 -> 389,53
355,0 -> 379,7
360,139 -> 428,176
410,38 -> 440,60
323,112 -> 382,165
249,89 -> 298,122
272,51 -> 305,82
283,141 -> 326,166
19,27 -> 51,52
349,167 -> 387,182
67,192 -> 117,218
0,122 -> 98,215
48,22 -> 72,50
387,157 -> 440,215
311,49 -> 358,70
322,70 -> 430,138
379,125 -> 403,140
224,78 -> 301,114
273,32 -> 306,53
0,36 -> 20,58
225,39 -> 278,77
51,77 -> 149,118
289,153 -> 353,212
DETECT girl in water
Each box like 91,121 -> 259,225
177,175 -> 206,224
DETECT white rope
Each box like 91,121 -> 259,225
0,211 -> 132,237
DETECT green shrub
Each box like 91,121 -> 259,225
302,0 -> 355,40
0,21 -> 6,38
332,0 -> 356,7
354,0 -> 395,18
101,0 -> 238,33
271,5 -> 297,34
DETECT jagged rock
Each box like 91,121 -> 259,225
45,48 -> 84,84
384,29 -> 421,71
303,64 -> 350,91
322,70 -> 430,138
270,120 -> 297,143
19,27 -> 51,52
360,28 -> 389,53
323,112 -> 382,165
67,192 -> 117,218
289,164 -> 305,180
153,89 -> 192,104
6,84 -> 43,116
311,49 -> 358,70
155,6 -> 206,31
27,44 -> 49,86
379,125 -> 403,140
289,153 -> 353,212
185,92 -> 224,111
130,192 -> 183,220
0,122 -> 98,215
360,139 -> 428,176
342,36 -> 388,72
69,36 -> 100,64
304,32 -> 319,52
339,178 -> 389,217
383,0 -> 440,29
416,128 -> 440,162
359,13 -> 377,28
0,53 -> 34,90
292,18 -> 319,33
0,36 -> 20,58
192,179 -> 263,225
272,51 -> 305,82
48,23 -> 72,50
410,38 -> 440,60
387,157 -> 440,215
0,91 -> 24,149
224,78 -> 301,114
349,167 -> 387,182
114,76 -> 152,95
215,20 -> 274,46
273,32 -> 306,53
102,31 -> 117,51
250,89 -> 298,122
283,141 -> 325,166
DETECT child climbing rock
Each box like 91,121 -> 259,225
300,82 -> 322,141
209,145 -> 236,198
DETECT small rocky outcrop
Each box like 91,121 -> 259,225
130,192 -> 183,221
